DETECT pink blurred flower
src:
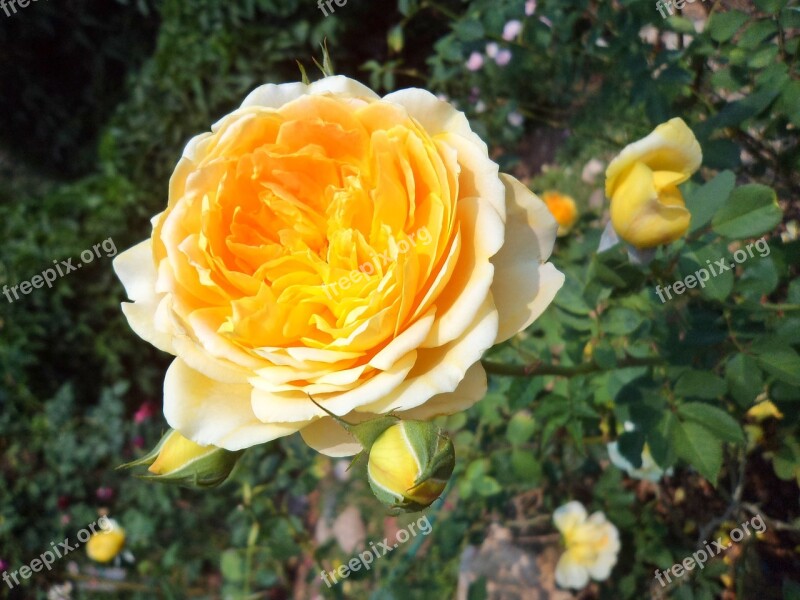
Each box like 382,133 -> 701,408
466,51 -> 484,71
486,42 -> 499,58
495,49 -> 512,66
96,486 -> 115,502
503,20 -> 523,41
539,16 -> 553,28
133,401 -> 156,424
0,559 -> 9,572
525,0 -> 537,16
60,514 -> 71,525
132,435 -> 145,449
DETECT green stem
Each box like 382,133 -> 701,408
481,356 -> 664,378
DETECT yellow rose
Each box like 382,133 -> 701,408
541,191 -> 578,236
605,118 -> 702,248
86,518 -> 125,564
554,501 -> 620,589
114,76 -> 564,455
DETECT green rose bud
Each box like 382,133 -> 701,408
307,395 -> 455,512
119,429 -> 243,488
367,420 -> 455,513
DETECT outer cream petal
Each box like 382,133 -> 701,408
382,88 -> 489,157
359,296 -> 498,414
114,240 -> 176,355
397,361 -> 487,421
605,117 -> 702,197
553,501 -> 588,534
439,132 -> 506,221
114,239 -> 157,302
163,358 -> 305,451
587,550 -> 618,582
240,75 -> 380,110
422,196 -> 504,348
250,351 -> 417,423
491,174 -> 564,343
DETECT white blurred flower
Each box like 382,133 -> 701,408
485,42 -> 499,58
581,158 -> 605,184
495,49 -> 512,66
554,501 -> 620,589
507,111 -> 524,127
475,100 -> 487,114
466,51 -> 484,71
607,442 -> 671,482
539,16 -> 553,28
503,20 -> 523,41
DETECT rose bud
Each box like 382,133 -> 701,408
118,429 -> 243,488
367,421 -> 455,513
605,118 -> 702,249
308,396 -> 454,513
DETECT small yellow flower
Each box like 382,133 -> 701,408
86,519 -> 125,563
747,400 -> 783,422
553,501 -> 620,589
367,421 -> 454,512
542,191 -> 579,236
605,118 -> 702,248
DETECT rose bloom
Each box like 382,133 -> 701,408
554,501 -> 620,589
606,118 -> 702,249
114,76 -> 564,455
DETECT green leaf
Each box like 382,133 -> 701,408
754,348 -> 800,385
755,0 -> 788,12
738,20 -> 778,50
712,184 -> 782,239
603,308 -> 642,335
506,412 -> 536,446
510,450 -> 542,482
677,402 -> 745,444
674,370 -> 727,399
686,171 -> 736,233
474,475 -> 502,497
387,24 -> 404,53
707,10 -> 748,42
672,420 -> 724,485
725,354 -> 764,407
617,430 -> 646,468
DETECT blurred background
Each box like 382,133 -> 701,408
1,0 -> 798,598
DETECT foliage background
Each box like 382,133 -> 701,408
1,0 -> 798,598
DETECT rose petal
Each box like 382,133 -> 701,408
163,358 -> 304,450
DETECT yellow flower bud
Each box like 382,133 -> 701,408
605,118 -> 702,248
119,429 -> 243,488
86,519 -> 125,563
746,400 -> 783,422
367,421 -> 454,513
542,191 -> 579,236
